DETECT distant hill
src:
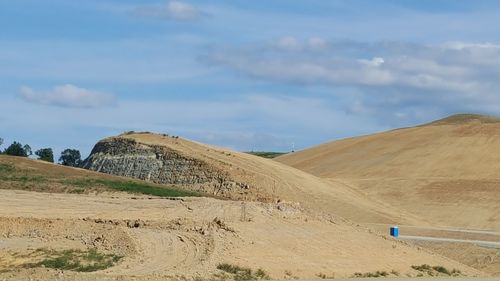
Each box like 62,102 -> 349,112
245,151 -> 287,159
276,114 -> 500,230
423,113 -> 500,126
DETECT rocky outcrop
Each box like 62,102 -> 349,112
82,137 -> 249,197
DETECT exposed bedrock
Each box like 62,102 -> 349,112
82,138 -> 250,198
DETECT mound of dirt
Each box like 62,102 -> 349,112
81,133 -> 415,225
276,114 -> 500,230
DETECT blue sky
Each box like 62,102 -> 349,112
2,0 -> 500,158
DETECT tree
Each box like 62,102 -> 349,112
35,148 -> 54,163
4,141 -> 30,157
59,149 -> 82,167
0,138 -> 3,154
23,144 -> 32,156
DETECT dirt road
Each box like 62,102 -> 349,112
399,236 -> 500,249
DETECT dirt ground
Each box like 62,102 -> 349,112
276,117 -> 500,277
0,189 -> 483,280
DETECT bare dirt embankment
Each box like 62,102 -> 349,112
0,189 -> 482,280
276,114 -> 500,276
276,114 -> 500,230
81,133 -> 421,225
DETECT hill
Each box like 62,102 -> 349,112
81,132 -> 420,225
245,151 -> 287,159
0,155 -> 481,280
276,114 -> 500,230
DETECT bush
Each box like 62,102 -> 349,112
412,264 -> 456,276
432,266 -> 451,275
352,271 -> 390,278
216,263 -> 270,280
411,264 -> 432,272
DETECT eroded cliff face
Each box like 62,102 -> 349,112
82,137 -> 250,198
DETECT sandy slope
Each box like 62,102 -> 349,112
111,133 -> 422,225
276,114 -> 500,230
0,189 -> 482,280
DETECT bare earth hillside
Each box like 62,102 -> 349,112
81,133 -> 420,225
0,156 -> 481,280
276,114 -> 500,231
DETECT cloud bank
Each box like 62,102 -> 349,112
204,37 -> 500,125
19,84 -> 116,108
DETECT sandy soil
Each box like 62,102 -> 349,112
276,115 -> 500,276
0,189 -> 482,280
118,133 -> 423,226
276,118 -> 500,230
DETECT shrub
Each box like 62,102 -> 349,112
412,264 -> 455,276
432,266 -> 451,275
216,263 -> 269,280
351,271 -> 389,278
411,264 -> 432,272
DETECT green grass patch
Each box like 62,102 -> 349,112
0,172 -> 47,183
65,178 -> 199,197
0,163 -> 47,183
245,152 -> 287,159
28,248 -> 122,272
0,163 -> 15,173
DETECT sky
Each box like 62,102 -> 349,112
2,0 -> 500,159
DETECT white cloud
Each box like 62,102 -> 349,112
274,36 -> 328,51
307,37 -> 328,50
207,38 -> 500,93
134,1 -> 201,21
19,84 -> 116,108
204,38 -> 500,126
275,36 -> 302,51
441,42 -> 500,50
166,1 -> 200,20
358,57 -> 385,67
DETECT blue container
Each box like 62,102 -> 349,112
390,226 -> 399,237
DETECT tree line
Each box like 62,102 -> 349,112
0,137 -> 82,167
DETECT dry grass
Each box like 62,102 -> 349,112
0,155 -> 199,198
216,263 -> 270,281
